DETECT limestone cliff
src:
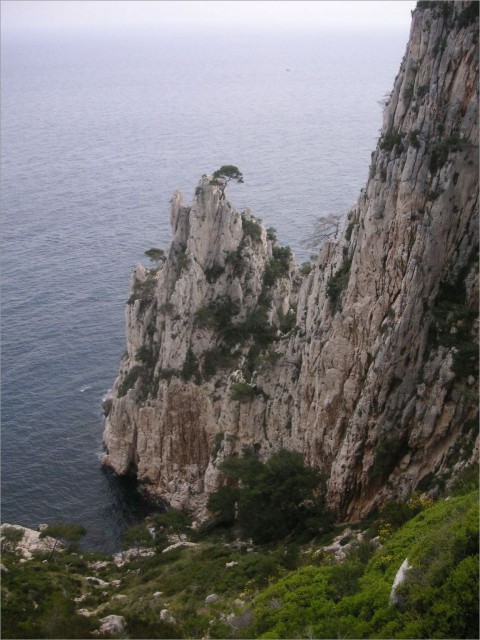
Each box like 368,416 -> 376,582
103,1 -> 478,519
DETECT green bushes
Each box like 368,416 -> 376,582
117,365 -> 143,397
204,264 -> 225,283
230,382 -> 257,402
326,259 -> 352,313
409,130 -> 421,149
207,449 -> 331,544
371,434 -> 409,481
241,215 -> 262,242
181,347 -> 200,384
379,131 -> 404,152
249,490 -> 479,639
194,297 -> 240,331
263,246 -> 292,287
429,135 -> 466,174
427,267 -> 478,378
127,273 -> 157,307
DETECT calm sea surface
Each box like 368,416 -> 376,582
1,26 -> 408,551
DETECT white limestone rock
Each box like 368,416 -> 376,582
103,2 -> 478,523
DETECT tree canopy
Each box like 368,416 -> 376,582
211,165 -> 244,185
207,449 -> 332,543
144,247 -> 166,267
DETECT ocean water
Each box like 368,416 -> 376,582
1,26 -> 408,551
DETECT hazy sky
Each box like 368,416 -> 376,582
2,1 -> 417,34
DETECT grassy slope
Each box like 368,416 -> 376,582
1,489 -> 478,639
250,490 -> 479,639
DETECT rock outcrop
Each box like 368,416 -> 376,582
103,1 -> 478,520
0,523 -> 63,559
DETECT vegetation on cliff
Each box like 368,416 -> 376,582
2,468 -> 478,639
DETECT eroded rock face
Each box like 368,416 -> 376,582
103,2 -> 478,520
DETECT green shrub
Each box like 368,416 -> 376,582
429,135 -> 466,174
300,261 -> 312,275
380,131 -> 404,152
230,382 -> 257,402
122,524 -> 154,549
181,347 -> 200,383
326,259 -> 352,313
409,130 -> 421,149
457,1 -> 479,27
153,509 -> 192,535
371,434 -> 409,481
263,246 -> 292,287
101,397 -> 113,416
242,215 -> 262,241
224,246 -> 246,277
117,365 -> 143,397
1,526 -> 23,553
204,264 -> 225,283
208,450 -> 330,544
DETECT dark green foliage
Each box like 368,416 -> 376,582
379,130 -> 404,152
452,342 -> 478,378
224,247 -> 245,276
117,365 -> 143,397
135,345 -> 154,365
266,227 -> 277,241
124,615 -> 182,639
230,381 -> 257,402
241,214 -> 262,241
409,130 -> 421,149
201,346 -> 238,378
101,397 -> 113,416
211,165 -> 244,184
2,587 -> 96,639
195,297 -> 276,378
127,273 -> 157,306
427,265 -> 478,378
426,186 -> 444,200
345,220 -> 355,241
371,434 -> 409,481
211,432 -> 225,459
458,1 -> 479,27
208,450 -> 330,544
263,246 -> 292,286
122,523 -> 154,549
204,264 -> 225,283
175,249 -> 189,273
326,259 -> 352,313
194,297 -> 240,331
153,509 -> 192,535
300,261 -> 312,275
429,135 -> 466,174
416,84 -> 429,98
250,490 -> 478,640
206,485 -> 240,527
278,307 -> 297,334
40,523 -> 86,546
144,247 -> 166,266
181,347 -> 200,384
402,84 -> 414,100
1,526 -> 23,553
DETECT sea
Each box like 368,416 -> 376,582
1,25 -> 409,551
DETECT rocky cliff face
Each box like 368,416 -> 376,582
103,1 -> 478,520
